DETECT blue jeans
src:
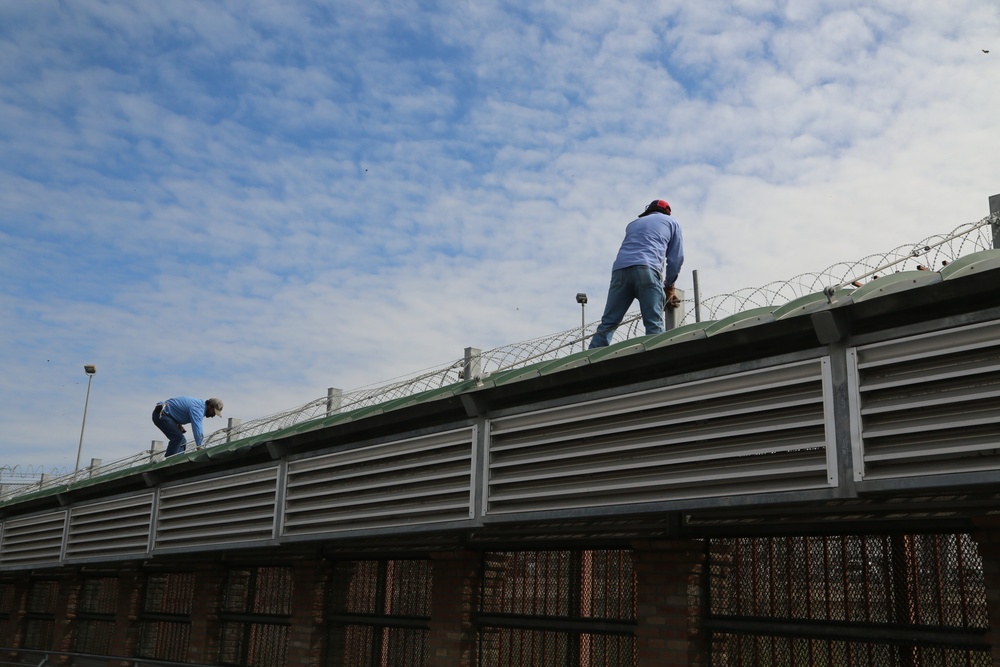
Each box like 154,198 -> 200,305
589,265 -> 665,348
152,406 -> 187,457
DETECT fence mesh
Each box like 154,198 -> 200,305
219,566 -> 293,667
326,559 -> 432,667
138,571 -> 197,662
709,534 -> 990,666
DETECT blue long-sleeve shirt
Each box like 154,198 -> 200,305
611,212 -> 684,287
160,396 -> 209,446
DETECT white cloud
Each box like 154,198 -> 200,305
1,0 -> 999,471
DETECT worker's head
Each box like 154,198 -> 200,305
206,398 -> 224,417
640,199 -> 671,217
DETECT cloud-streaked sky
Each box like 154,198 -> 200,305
2,0 -> 998,472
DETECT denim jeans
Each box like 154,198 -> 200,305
589,265 -> 665,348
152,406 -> 188,456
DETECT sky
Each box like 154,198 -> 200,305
1,0 -> 998,473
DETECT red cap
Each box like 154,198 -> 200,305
643,199 -> 671,216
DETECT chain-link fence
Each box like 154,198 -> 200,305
708,534 -> 991,666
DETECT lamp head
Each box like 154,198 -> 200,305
576,293 -> 588,305
84,365 -> 96,375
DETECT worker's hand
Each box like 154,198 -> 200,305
179,425 -> 187,433
665,284 -> 681,309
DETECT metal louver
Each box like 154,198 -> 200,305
0,510 -> 66,567
283,427 -> 476,536
65,493 -> 154,561
852,320 -> 1000,481
155,466 -> 279,551
486,358 -> 834,515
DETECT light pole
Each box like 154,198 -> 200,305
576,293 -> 588,352
75,365 -> 96,477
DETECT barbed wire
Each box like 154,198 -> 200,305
3,214 -> 996,502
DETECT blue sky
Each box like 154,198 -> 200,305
2,0 -> 998,472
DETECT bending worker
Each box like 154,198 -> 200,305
589,199 -> 684,348
152,396 -> 224,457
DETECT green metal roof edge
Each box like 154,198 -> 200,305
940,248 -> 1000,281
848,270 -> 942,303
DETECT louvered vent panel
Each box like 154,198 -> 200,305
0,511 -> 66,567
283,427 -> 475,536
853,320 -> 1000,481
65,493 -> 153,561
155,467 -> 278,551
487,359 -> 833,514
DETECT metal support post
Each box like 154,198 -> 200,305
327,387 -> 343,416
692,270 -> 702,322
226,418 -> 242,443
664,287 -> 686,331
150,440 -> 164,463
462,347 -> 482,381
990,193 -> 1000,249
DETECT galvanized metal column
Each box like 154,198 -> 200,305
326,387 -> 343,415
664,287 -> 686,331
990,193 -> 1000,249
226,418 -> 241,443
463,347 -> 481,380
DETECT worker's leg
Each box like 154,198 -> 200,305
635,266 -> 666,335
152,408 -> 187,457
589,268 -> 636,348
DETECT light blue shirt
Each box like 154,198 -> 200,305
611,212 -> 684,287
159,396 -> 209,446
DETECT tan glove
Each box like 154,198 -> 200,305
665,284 -> 681,309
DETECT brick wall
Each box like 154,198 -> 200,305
427,550 -> 481,667
632,538 -> 707,667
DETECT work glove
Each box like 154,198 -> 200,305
665,284 -> 681,309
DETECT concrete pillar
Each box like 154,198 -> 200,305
632,538 -> 707,667
149,440 -> 164,463
427,550 -> 482,667
462,348 -> 481,381
327,388 -> 343,416
87,458 -> 102,478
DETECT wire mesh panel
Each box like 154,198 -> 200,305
479,627 -> 636,667
327,624 -> 428,667
479,550 -> 636,667
709,534 -> 989,666
326,559 -> 432,667
138,571 -> 196,662
23,579 -> 58,650
710,534 -> 987,627
74,576 -> 119,655
710,633 -> 991,667
0,579 -> 14,647
219,566 -> 293,667
481,550 -> 636,621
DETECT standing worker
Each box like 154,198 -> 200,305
589,199 -> 684,348
152,396 -> 224,457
